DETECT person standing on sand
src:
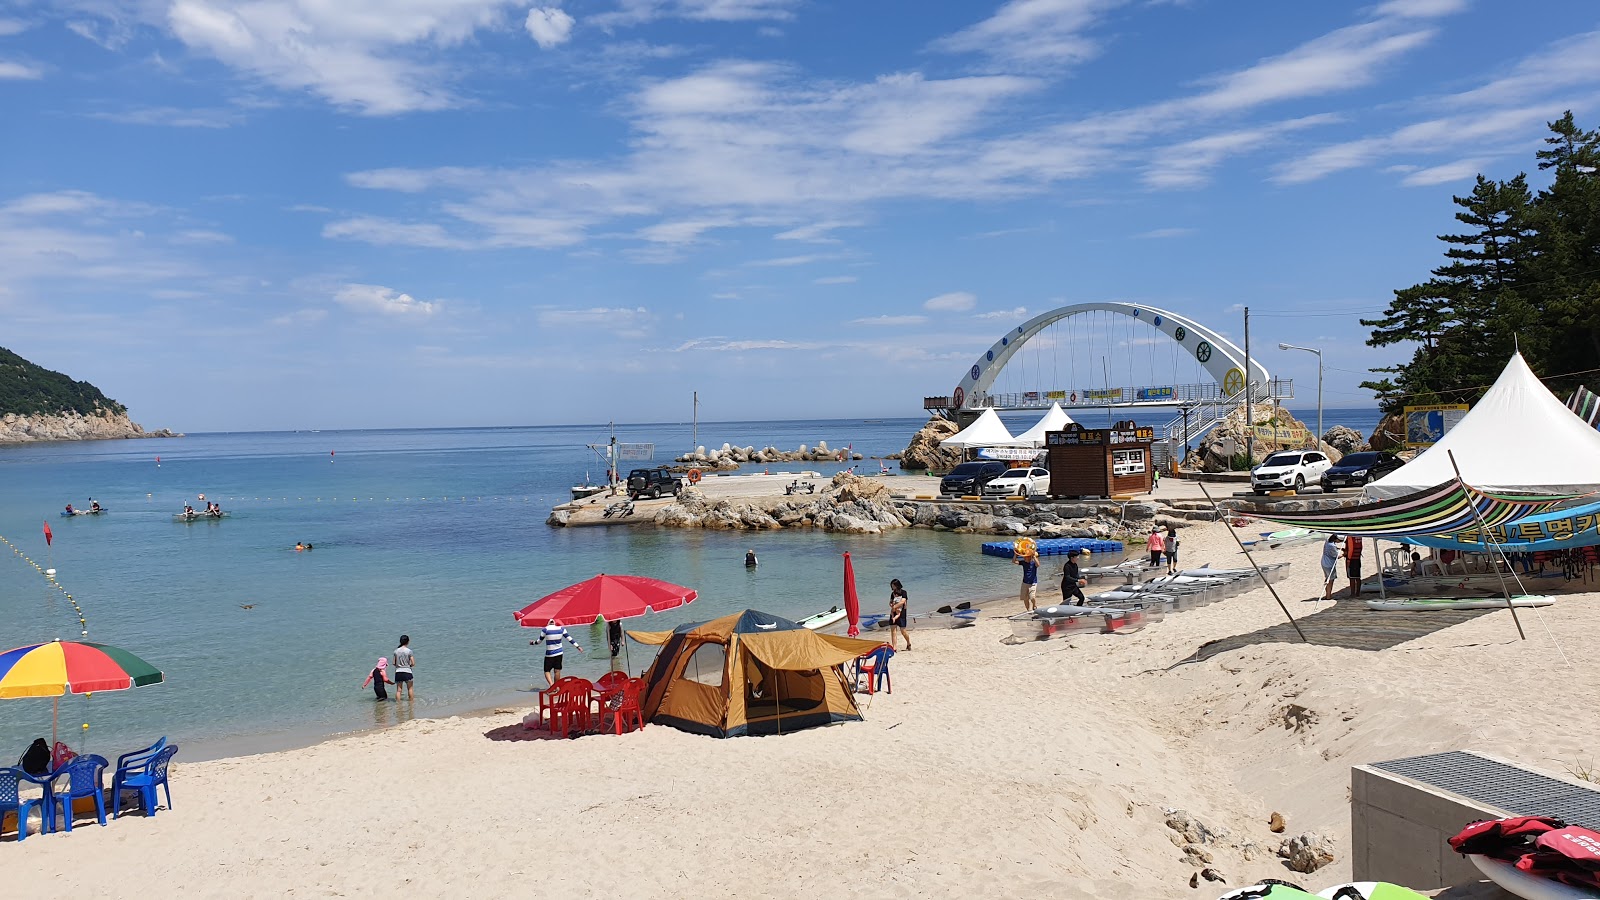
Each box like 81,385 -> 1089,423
1015,549 -> 1039,611
888,579 -> 911,651
1345,534 -> 1364,598
1060,550 -> 1087,605
1164,525 -> 1180,575
1320,535 -> 1342,602
393,635 -> 416,700
534,622 -> 584,687
1146,527 -> 1165,568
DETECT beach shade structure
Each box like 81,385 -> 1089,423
1011,403 -> 1075,448
513,574 -> 698,628
939,408 -> 1020,449
628,610 -> 885,738
1366,352 -> 1600,500
0,639 -> 165,744
843,552 -> 860,637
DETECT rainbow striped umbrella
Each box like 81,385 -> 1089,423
0,640 -> 164,699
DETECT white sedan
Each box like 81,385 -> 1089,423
981,467 -> 1051,498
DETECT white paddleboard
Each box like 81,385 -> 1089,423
1365,595 -> 1555,611
800,607 -> 847,630
1470,855 -> 1600,900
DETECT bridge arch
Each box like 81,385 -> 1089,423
951,302 -> 1269,409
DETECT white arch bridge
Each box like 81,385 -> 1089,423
923,302 -> 1295,451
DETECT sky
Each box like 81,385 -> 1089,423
2,0 -> 1597,432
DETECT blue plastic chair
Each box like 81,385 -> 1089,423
109,738 -> 165,815
853,645 -> 894,695
112,745 -> 177,818
1,766 -> 57,841
46,754 -> 109,832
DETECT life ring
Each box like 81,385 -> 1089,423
1013,537 -> 1038,558
687,469 -> 702,484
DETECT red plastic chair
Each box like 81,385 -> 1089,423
608,677 -> 647,734
853,644 -> 894,695
544,677 -> 595,737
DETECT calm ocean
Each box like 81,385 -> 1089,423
0,408 -> 1376,758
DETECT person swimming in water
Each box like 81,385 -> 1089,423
65,503 -> 75,515
89,499 -> 101,512
745,549 -> 758,568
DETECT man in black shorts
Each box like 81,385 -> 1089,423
1061,550 -> 1087,605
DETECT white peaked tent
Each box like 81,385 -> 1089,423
1365,352 -> 1600,499
940,408 -> 1018,449
1012,403 -> 1075,448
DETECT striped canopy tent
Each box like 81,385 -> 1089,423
1570,386 -> 1600,430
1244,480 -> 1583,537
1400,498 -> 1600,552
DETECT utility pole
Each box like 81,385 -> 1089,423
1244,307 -> 1253,466
692,391 -> 698,451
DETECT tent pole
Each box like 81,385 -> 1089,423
52,695 -> 59,747
1447,450 -> 1526,641
1197,482 -> 1308,642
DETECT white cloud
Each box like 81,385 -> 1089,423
537,304 -> 649,333
271,308 -> 330,327
931,0 -> 1123,67
1131,228 -> 1195,239
775,221 -> 855,243
1143,114 -> 1338,189
334,283 -> 438,318
973,306 -> 1028,320
813,275 -> 857,285
525,7 -> 575,48
673,337 -> 818,352
745,254 -> 829,267
164,0 -> 527,115
593,0 -> 800,27
172,229 -> 234,244
1372,0 -> 1468,18
0,59 -> 43,80
1184,22 -> 1435,115
0,18 -> 30,36
1400,158 -> 1484,186
924,291 -> 977,312
850,314 -> 927,326
324,216 -> 477,249
85,106 -> 244,128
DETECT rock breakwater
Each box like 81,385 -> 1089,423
675,440 -> 863,470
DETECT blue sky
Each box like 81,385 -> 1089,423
2,0 -> 1596,431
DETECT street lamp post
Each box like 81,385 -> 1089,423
1279,343 -> 1322,449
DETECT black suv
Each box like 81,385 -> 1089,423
1320,451 -> 1404,491
939,460 -> 1009,496
627,467 -> 684,500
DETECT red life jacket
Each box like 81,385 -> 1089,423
1450,815 -> 1565,861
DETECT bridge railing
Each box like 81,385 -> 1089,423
968,379 -> 1292,410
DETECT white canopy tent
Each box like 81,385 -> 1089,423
1011,403 -> 1075,448
1365,352 -> 1600,499
939,408 -> 1018,449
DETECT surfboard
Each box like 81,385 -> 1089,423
799,607 -> 847,630
1315,882 -> 1430,899
1365,595 -> 1555,611
1470,855 -> 1600,900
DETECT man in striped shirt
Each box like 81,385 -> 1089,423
532,623 -> 584,686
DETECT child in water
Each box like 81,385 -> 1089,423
362,657 -> 394,700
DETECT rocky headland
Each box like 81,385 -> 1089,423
0,409 -> 178,444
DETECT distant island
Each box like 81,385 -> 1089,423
0,346 -> 178,444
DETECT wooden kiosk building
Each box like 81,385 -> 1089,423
1045,421 -> 1155,499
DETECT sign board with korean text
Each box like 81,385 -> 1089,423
617,443 -> 655,461
1403,404 -> 1469,448
1136,386 -> 1175,401
977,447 -> 1042,461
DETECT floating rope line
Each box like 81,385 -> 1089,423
0,533 -> 89,637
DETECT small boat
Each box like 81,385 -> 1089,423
1365,595 -> 1554,612
61,508 -> 106,516
800,606 -> 848,630
174,512 -> 228,521
570,483 -> 606,501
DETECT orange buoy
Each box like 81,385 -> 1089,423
687,468 -> 703,484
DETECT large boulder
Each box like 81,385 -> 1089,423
830,471 -> 890,503
1321,425 -> 1368,456
1369,412 -> 1406,452
899,417 -> 962,471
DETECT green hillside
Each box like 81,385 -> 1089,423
0,347 -> 126,417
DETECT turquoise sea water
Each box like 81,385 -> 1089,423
0,409 -> 1376,758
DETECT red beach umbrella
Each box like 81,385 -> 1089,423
513,574 -> 698,627
843,552 -> 860,637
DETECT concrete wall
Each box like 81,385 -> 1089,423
1351,763 -> 1509,889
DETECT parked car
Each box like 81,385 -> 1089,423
939,460 -> 1009,496
1250,450 -> 1333,495
982,466 -> 1051,498
627,467 -> 684,500
1320,451 -> 1404,491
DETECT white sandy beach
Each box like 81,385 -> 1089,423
8,518 -> 1597,898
